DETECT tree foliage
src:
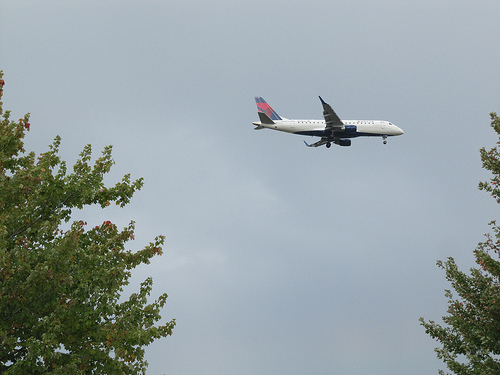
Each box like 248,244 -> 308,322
420,113 -> 500,374
0,71 -> 175,374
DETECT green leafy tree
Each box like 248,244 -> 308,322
0,71 -> 175,374
420,113 -> 500,374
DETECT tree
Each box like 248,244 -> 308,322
0,71 -> 175,374
420,113 -> 500,374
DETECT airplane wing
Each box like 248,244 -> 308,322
303,97 -> 344,148
319,96 -> 343,131
304,139 -> 329,148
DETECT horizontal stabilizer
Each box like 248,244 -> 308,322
254,125 -> 265,130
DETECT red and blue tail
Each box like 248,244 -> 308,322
255,97 -> 282,121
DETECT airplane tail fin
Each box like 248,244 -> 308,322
255,97 -> 282,121
257,111 -> 275,125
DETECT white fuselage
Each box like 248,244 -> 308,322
253,118 -> 404,138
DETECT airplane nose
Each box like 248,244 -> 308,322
397,127 -> 404,135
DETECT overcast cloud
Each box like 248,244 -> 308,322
2,1 -> 500,374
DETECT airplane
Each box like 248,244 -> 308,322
253,96 -> 404,148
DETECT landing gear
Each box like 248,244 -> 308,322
382,135 -> 387,145
326,142 -> 331,148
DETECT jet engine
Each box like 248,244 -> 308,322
337,139 -> 351,147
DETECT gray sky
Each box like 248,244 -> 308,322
2,1 -> 500,374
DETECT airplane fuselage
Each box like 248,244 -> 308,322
252,119 -> 403,138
